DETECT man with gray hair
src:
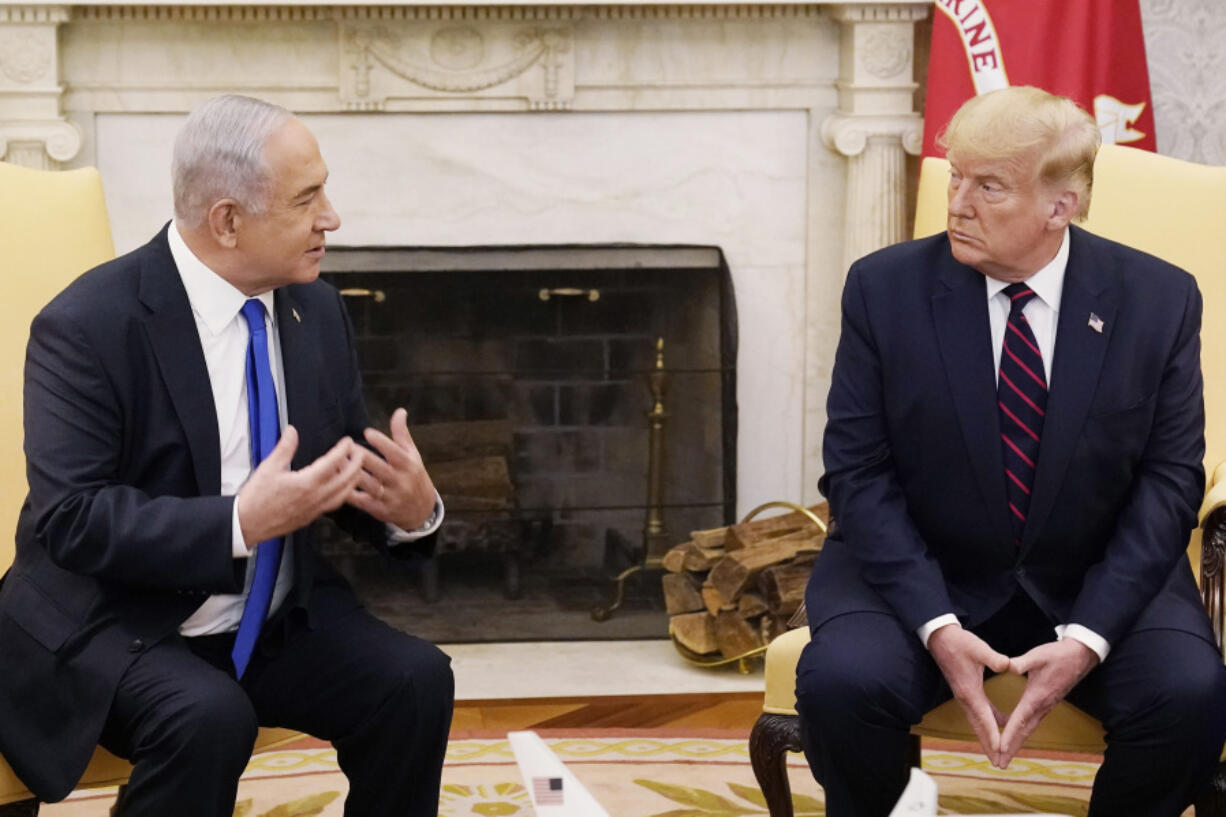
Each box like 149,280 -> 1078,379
0,95 -> 454,816
796,86 -> 1226,815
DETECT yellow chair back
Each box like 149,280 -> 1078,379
0,162 -> 115,574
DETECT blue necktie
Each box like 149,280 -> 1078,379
998,283 -> 1047,545
231,299 -> 285,678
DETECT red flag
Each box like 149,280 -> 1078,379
921,0 -> 1156,157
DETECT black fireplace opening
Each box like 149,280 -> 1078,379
318,245 -> 736,642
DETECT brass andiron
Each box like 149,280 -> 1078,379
591,336 -> 670,621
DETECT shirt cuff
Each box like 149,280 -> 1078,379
387,494 -> 445,543
231,495 -> 251,558
916,613 -> 960,648
1055,623 -> 1111,662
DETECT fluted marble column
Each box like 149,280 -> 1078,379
0,5 -> 80,169
822,3 -> 927,271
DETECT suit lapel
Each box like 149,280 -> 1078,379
138,226 -> 222,495
931,252 -> 1015,546
274,288 -> 323,471
1023,227 -> 1117,550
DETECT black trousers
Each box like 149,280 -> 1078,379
98,607 -> 454,817
795,592 -> 1226,817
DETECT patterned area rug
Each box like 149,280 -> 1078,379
42,730 -> 1117,816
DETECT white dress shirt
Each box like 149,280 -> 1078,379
918,229 -> 1110,662
168,223 -> 442,637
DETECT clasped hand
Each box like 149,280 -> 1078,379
927,624 -> 1099,769
237,407 -> 437,545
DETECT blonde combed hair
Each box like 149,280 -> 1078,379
937,86 -> 1101,221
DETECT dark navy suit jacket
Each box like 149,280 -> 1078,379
806,226 -> 1214,652
0,225 -> 431,801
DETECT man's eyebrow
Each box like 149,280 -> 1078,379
970,171 -> 1007,186
292,173 -> 329,200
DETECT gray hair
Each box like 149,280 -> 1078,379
172,95 -> 294,227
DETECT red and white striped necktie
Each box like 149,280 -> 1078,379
998,283 -> 1047,545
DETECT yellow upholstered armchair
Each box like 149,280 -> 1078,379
0,163 -> 298,816
748,144 -> 1226,817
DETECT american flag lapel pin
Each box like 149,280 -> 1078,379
1088,312 -> 1104,333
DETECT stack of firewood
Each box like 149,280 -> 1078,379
663,503 -> 829,659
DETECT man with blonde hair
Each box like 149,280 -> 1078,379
0,95 -> 453,816
796,86 -> 1226,816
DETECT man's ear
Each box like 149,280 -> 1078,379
1048,189 -> 1078,230
206,199 -> 241,249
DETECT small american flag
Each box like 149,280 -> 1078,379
1088,313 -> 1104,333
533,776 -> 564,806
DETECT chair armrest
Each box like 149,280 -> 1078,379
762,626 -> 810,716
1199,461 -> 1226,523
1200,460 -> 1226,654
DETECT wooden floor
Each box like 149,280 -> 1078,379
452,691 -> 763,733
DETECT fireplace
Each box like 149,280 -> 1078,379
318,244 -> 736,641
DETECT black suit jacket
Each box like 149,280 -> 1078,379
807,226 -> 1214,652
0,225 -> 430,801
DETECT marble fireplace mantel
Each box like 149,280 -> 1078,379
1,0 -> 929,516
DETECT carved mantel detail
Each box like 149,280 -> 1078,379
340,19 -> 576,111
0,117 -> 81,163
821,112 -> 923,159
0,4 -> 77,168
823,3 -> 930,271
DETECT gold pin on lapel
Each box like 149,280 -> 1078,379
292,308 -> 301,323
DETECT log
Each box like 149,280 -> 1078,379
715,608 -> 762,658
662,545 -> 689,573
431,456 -> 513,504
726,525 -> 802,552
662,539 -> 725,571
758,562 -> 812,618
690,527 -> 727,549
671,612 -> 718,655
691,546 -> 724,571
446,495 -> 517,512
701,583 -> 725,617
727,517 -> 809,551
659,541 -> 722,573
707,531 -> 818,602
725,505 -> 829,551
412,419 -> 514,462
662,572 -> 705,615
673,542 -> 721,572
737,592 -> 768,619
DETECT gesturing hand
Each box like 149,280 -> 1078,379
997,639 -> 1099,768
928,624 -> 1012,765
348,407 -> 438,532
237,426 -> 364,547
